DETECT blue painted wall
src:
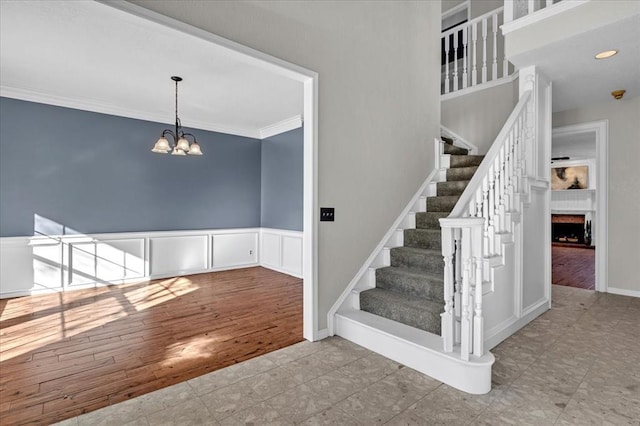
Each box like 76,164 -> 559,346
260,128 -> 304,231
0,97 -> 263,237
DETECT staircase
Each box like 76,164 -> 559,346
332,74 -> 550,395
359,143 -> 484,335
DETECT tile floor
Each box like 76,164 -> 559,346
55,285 -> 640,425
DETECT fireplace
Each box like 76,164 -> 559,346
552,214 -> 585,245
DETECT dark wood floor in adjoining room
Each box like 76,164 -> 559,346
0,267 -> 303,425
552,245 -> 596,290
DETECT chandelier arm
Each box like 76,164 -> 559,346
181,132 -> 198,142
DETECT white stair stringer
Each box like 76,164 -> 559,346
335,309 -> 494,395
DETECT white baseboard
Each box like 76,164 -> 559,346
484,298 -> 550,350
0,227 -> 302,299
336,309 -> 494,395
607,287 -> 640,298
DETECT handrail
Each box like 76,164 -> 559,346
439,89 -> 533,358
449,90 -> 531,217
441,6 -> 504,39
440,125 -> 479,154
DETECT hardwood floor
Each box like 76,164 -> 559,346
0,267 -> 303,425
552,245 -> 595,290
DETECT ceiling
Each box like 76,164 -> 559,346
0,1 -> 303,139
508,14 -> 640,112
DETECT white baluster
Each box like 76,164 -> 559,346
441,226 -> 455,353
499,146 -> 507,233
502,11 -> 509,79
460,226 -> 472,362
454,228 -> 462,344
482,176 -> 490,255
471,22 -> 478,87
453,30 -> 459,92
481,18 -> 488,83
528,0 -> 535,15
472,223 -> 484,356
487,165 -> 496,256
492,13 -> 498,81
444,35 -> 450,94
546,0 -> 554,7
462,26 -> 468,89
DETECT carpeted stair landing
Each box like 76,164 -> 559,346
359,143 -> 484,334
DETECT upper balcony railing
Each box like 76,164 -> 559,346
441,7 -> 515,96
504,0 -> 563,24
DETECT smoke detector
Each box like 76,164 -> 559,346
611,90 -> 626,100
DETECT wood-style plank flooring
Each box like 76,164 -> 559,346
552,245 -> 595,290
0,267 -> 303,425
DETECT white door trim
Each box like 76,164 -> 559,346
102,1 -> 321,340
552,120 -> 608,292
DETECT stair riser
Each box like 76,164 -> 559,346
415,212 -> 447,229
376,269 -> 444,301
360,293 -> 442,334
450,155 -> 484,168
446,167 -> 477,181
437,181 -> 469,196
427,197 -> 458,212
403,229 -> 441,251
443,145 -> 468,155
390,249 -> 444,275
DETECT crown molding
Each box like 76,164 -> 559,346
0,85 -> 262,139
259,115 -> 303,139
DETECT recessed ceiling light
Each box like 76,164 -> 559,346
595,49 -> 618,59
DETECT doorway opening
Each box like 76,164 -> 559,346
551,121 -> 607,291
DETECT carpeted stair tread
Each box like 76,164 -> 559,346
389,247 -> 444,276
437,180 -> 470,196
361,142 -> 483,336
450,155 -> 484,168
359,288 -> 442,334
427,195 -> 460,212
416,212 -> 449,229
443,144 -> 468,155
376,266 -> 444,300
404,228 -> 442,250
446,166 -> 478,181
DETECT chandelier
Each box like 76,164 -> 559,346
151,76 -> 203,156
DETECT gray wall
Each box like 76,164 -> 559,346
129,0 -> 441,330
0,97 -> 262,237
442,77 -> 519,153
553,96 -> 640,293
261,128 -> 303,231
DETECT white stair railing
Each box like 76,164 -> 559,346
441,7 -> 512,95
504,0 -> 563,23
439,90 -> 532,358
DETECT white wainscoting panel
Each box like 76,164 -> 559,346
260,229 -> 303,278
282,236 -> 303,276
261,233 -> 281,268
212,232 -> 258,269
32,239 -> 64,293
0,227 -> 301,298
1,238 -> 36,297
150,235 -> 208,277
69,238 -> 145,286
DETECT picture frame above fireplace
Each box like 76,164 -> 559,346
551,165 -> 589,190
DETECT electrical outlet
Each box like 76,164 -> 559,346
320,207 -> 335,222
249,250 -> 253,255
